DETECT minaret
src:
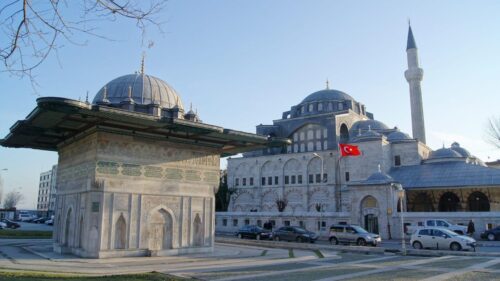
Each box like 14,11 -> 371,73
404,24 -> 426,144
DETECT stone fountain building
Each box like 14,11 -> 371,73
1,72 -> 286,258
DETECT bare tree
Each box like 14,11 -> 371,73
1,0 -> 166,85
3,190 -> 24,209
485,117 -> 500,149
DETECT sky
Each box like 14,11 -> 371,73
1,0 -> 499,209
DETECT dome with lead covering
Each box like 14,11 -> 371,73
350,120 -> 389,135
93,73 -> 184,110
366,171 -> 394,184
450,142 -> 471,157
387,131 -> 412,142
429,148 -> 463,159
300,89 -> 355,104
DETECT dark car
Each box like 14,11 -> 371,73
33,217 -> 49,224
236,225 -> 272,240
0,219 -> 20,229
480,226 -> 500,241
273,226 -> 318,243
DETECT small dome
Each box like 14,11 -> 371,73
450,142 -> 471,157
300,89 -> 355,104
93,74 -> 184,110
387,131 -> 412,142
352,130 -> 382,142
429,148 -> 462,159
366,171 -> 394,183
350,120 -> 389,135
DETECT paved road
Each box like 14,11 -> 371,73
11,221 -> 53,231
0,238 -> 499,281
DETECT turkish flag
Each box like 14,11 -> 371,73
339,143 -> 361,157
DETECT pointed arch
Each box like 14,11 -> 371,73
79,216 -> 84,248
147,207 -> 175,251
64,208 -> 73,246
114,214 -> 127,249
468,191 -> 490,212
439,192 -> 460,212
193,213 -> 203,247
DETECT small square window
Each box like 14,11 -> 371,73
268,176 -> 272,185
298,175 -> 303,184
244,219 -> 250,225
92,202 -> 100,212
274,176 -> 279,185
223,219 -> 227,226
291,175 -> 296,184
284,220 -> 290,226
242,178 -> 246,186
262,177 -> 266,186
249,177 -> 254,186
235,178 -> 240,186
233,219 -> 238,227
345,172 -> 350,182
316,174 -> 321,183
309,174 -> 314,184
285,176 -> 289,185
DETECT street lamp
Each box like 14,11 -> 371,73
312,153 -> 324,182
393,182 -> 406,256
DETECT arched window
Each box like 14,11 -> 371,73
468,191 -> 490,212
115,215 -> 127,249
339,124 -> 349,144
318,103 -> 323,111
409,192 -> 434,212
438,192 -> 460,212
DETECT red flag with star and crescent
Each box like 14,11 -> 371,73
339,143 -> 361,157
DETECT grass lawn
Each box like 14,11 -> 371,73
0,230 -> 52,239
0,271 -> 193,281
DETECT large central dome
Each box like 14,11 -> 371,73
300,89 -> 355,104
93,74 -> 184,110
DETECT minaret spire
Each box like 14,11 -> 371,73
140,52 -> 145,75
404,23 -> 426,144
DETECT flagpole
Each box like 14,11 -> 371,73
336,143 -> 343,212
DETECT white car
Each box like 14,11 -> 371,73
0,221 -> 6,229
410,227 -> 476,251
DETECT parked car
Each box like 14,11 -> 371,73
407,219 -> 467,235
0,219 -> 20,229
45,219 -> 54,225
18,213 -> 33,222
480,226 -> 500,241
0,221 -> 6,229
328,224 -> 381,246
33,217 -> 49,224
236,225 -> 272,240
273,226 -> 318,243
410,227 -> 476,251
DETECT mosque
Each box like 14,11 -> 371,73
217,26 -> 500,239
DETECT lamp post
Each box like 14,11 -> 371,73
394,183 -> 406,256
312,153 -> 324,182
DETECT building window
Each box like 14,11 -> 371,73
394,155 -> 401,166
262,177 -> 266,186
244,219 -> 250,225
318,103 -> 323,111
308,104 -> 313,112
284,220 -> 290,226
270,220 -> 276,227
285,176 -> 289,185
316,174 -> 321,183
249,177 -> 254,186
233,219 -> 238,227
309,174 -> 314,184
242,178 -> 246,186
257,220 -> 262,227
223,219 -> 227,226
299,221 -> 304,227
235,178 -> 240,186
268,177 -> 272,185
345,172 -> 350,182
274,176 -> 279,185
298,175 -> 303,184
291,175 -> 296,184
323,173 -> 328,182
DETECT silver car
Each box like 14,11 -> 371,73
410,227 -> 476,251
328,224 -> 382,246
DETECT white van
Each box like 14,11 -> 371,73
18,213 -> 32,222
